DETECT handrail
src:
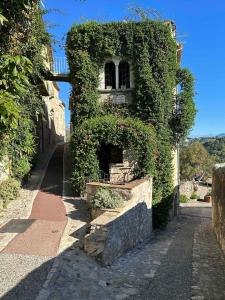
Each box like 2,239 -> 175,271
50,57 -> 69,75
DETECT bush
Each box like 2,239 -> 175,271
90,187 -> 123,209
70,115 -> 156,194
0,177 -> 20,209
190,193 -> 200,199
206,190 -> 212,196
179,194 -> 189,203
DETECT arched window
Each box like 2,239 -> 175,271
119,61 -> 130,89
105,62 -> 116,89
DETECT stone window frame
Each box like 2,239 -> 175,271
100,57 -> 134,91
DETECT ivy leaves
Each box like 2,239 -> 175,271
70,115 -> 157,194
171,68 -> 196,141
0,91 -> 20,131
0,55 -> 32,94
0,55 -> 33,134
0,1 -> 45,180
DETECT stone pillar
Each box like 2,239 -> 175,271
115,63 -> 119,89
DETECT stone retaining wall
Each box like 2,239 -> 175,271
180,180 -> 194,198
84,178 -> 152,265
212,164 -> 225,252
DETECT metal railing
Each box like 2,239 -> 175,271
50,57 -> 69,75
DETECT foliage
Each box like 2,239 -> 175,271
0,13 -> 8,26
0,91 -> 20,131
170,68 -> 196,141
179,194 -> 189,203
8,117 -> 36,180
0,177 -> 20,209
90,187 -> 123,209
180,142 -> 215,181
190,193 -> 200,200
189,136 -> 225,164
206,190 -> 211,196
0,55 -> 32,94
67,20 -> 195,227
70,115 -> 157,193
0,0 -> 49,181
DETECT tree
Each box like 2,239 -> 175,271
180,142 -> 215,181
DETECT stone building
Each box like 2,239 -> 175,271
37,47 -> 66,153
66,19 -> 190,262
69,21 -> 180,193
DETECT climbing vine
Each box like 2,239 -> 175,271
70,115 -> 157,193
0,0 -> 50,180
171,68 -> 196,141
67,20 -> 196,227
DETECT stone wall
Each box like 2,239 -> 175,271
212,164 -> 225,253
180,181 -> 194,198
84,178 -> 152,265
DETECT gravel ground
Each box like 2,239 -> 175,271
0,254 -> 53,299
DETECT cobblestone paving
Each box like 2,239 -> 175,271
38,219 -> 181,300
131,207 -> 225,300
191,221 -> 225,300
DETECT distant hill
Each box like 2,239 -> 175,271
187,136 -> 225,164
217,133 -> 225,138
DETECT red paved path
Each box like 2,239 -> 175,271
2,145 -> 67,257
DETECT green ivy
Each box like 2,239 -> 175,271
70,115 -> 157,194
67,20 -> 196,227
171,68 -> 196,141
0,1 -> 50,181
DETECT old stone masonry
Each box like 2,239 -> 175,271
0,146 -> 225,300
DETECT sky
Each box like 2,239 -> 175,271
44,0 -> 225,137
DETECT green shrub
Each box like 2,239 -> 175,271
206,190 -> 212,196
90,187 -> 123,209
70,115 -> 157,194
179,194 -> 189,203
190,193 -> 200,199
0,177 -> 20,209
12,157 -> 31,180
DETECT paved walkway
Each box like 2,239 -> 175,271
35,206 -> 225,300
0,145 -> 67,298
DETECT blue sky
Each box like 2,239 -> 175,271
44,0 -> 225,137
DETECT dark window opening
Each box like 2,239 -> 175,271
105,62 -> 116,89
98,144 -> 123,180
119,61 -> 130,89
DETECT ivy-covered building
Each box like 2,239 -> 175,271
66,19 -> 195,227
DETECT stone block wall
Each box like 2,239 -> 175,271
84,178 -> 152,265
180,180 -> 194,198
212,164 -> 225,253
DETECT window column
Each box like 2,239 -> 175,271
115,63 -> 119,90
